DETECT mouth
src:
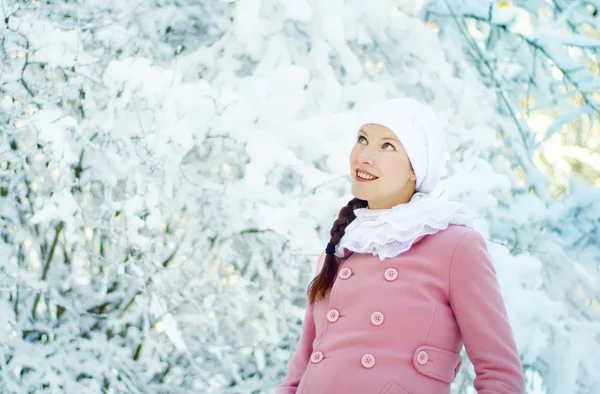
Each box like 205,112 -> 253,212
355,169 -> 379,182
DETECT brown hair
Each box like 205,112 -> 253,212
307,197 -> 368,304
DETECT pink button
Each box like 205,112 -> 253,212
361,353 -> 375,368
338,267 -> 352,279
311,351 -> 324,364
384,268 -> 398,281
327,309 -> 340,323
370,311 -> 384,326
417,350 -> 429,365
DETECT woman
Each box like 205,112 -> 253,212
276,98 -> 525,394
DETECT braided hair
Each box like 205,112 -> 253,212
307,198 -> 368,304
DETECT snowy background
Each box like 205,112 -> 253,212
1,0 -> 599,393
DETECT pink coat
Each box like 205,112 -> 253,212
276,225 -> 524,394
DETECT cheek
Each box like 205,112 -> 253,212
381,156 -> 411,178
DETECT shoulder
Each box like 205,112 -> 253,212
415,226 -> 489,276
422,225 -> 484,252
445,227 -> 494,282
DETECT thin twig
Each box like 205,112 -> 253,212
31,221 -> 64,318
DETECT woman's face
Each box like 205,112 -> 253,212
349,123 -> 416,209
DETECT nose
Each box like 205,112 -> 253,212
357,146 -> 376,165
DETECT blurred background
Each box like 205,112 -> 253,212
1,0 -> 599,393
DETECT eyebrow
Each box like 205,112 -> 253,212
358,129 -> 400,143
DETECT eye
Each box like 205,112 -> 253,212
383,142 -> 396,151
357,135 -> 367,144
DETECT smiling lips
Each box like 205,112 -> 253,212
355,169 -> 378,182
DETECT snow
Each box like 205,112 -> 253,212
1,0 -> 599,392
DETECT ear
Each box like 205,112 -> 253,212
409,172 -> 417,182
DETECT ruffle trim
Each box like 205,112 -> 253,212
334,193 -> 474,261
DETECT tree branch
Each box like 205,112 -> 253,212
31,221 -> 64,318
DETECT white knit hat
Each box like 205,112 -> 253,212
358,97 -> 446,194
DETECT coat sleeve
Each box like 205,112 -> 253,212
275,253 -> 325,393
448,230 -> 525,394
275,301 -> 316,394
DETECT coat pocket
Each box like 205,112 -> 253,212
379,380 -> 409,394
412,345 -> 462,383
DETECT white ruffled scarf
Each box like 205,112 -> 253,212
334,192 -> 475,261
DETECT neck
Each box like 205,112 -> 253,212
368,189 -> 416,210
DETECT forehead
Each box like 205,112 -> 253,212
359,123 -> 399,140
